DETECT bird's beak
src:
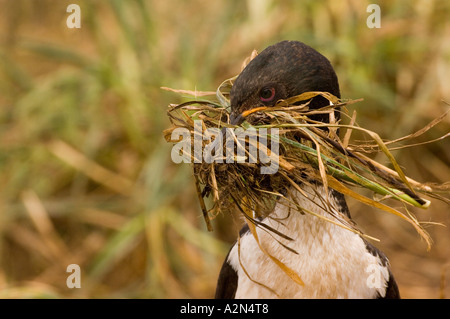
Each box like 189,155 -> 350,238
229,112 -> 244,126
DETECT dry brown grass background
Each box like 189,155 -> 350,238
0,0 -> 449,298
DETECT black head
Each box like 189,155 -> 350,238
230,40 -> 341,125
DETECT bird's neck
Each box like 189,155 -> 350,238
230,185 -> 388,298
264,184 -> 353,240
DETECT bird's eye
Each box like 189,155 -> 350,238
260,87 -> 276,102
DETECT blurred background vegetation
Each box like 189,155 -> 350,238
0,0 -> 448,298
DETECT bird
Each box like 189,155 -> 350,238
214,40 -> 400,299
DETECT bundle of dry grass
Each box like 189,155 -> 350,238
163,78 -> 449,250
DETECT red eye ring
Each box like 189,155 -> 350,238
260,87 -> 276,102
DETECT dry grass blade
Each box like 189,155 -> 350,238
48,140 -> 134,196
237,235 -> 281,298
349,109 -> 450,152
325,176 -> 432,250
165,79 -> 448,259
160,86 -> 216,97
194,174 -> 213,232
21,190 -> 68,259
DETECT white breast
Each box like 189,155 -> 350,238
227,186 -> 391,299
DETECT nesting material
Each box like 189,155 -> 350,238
163,77 -> 449,250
